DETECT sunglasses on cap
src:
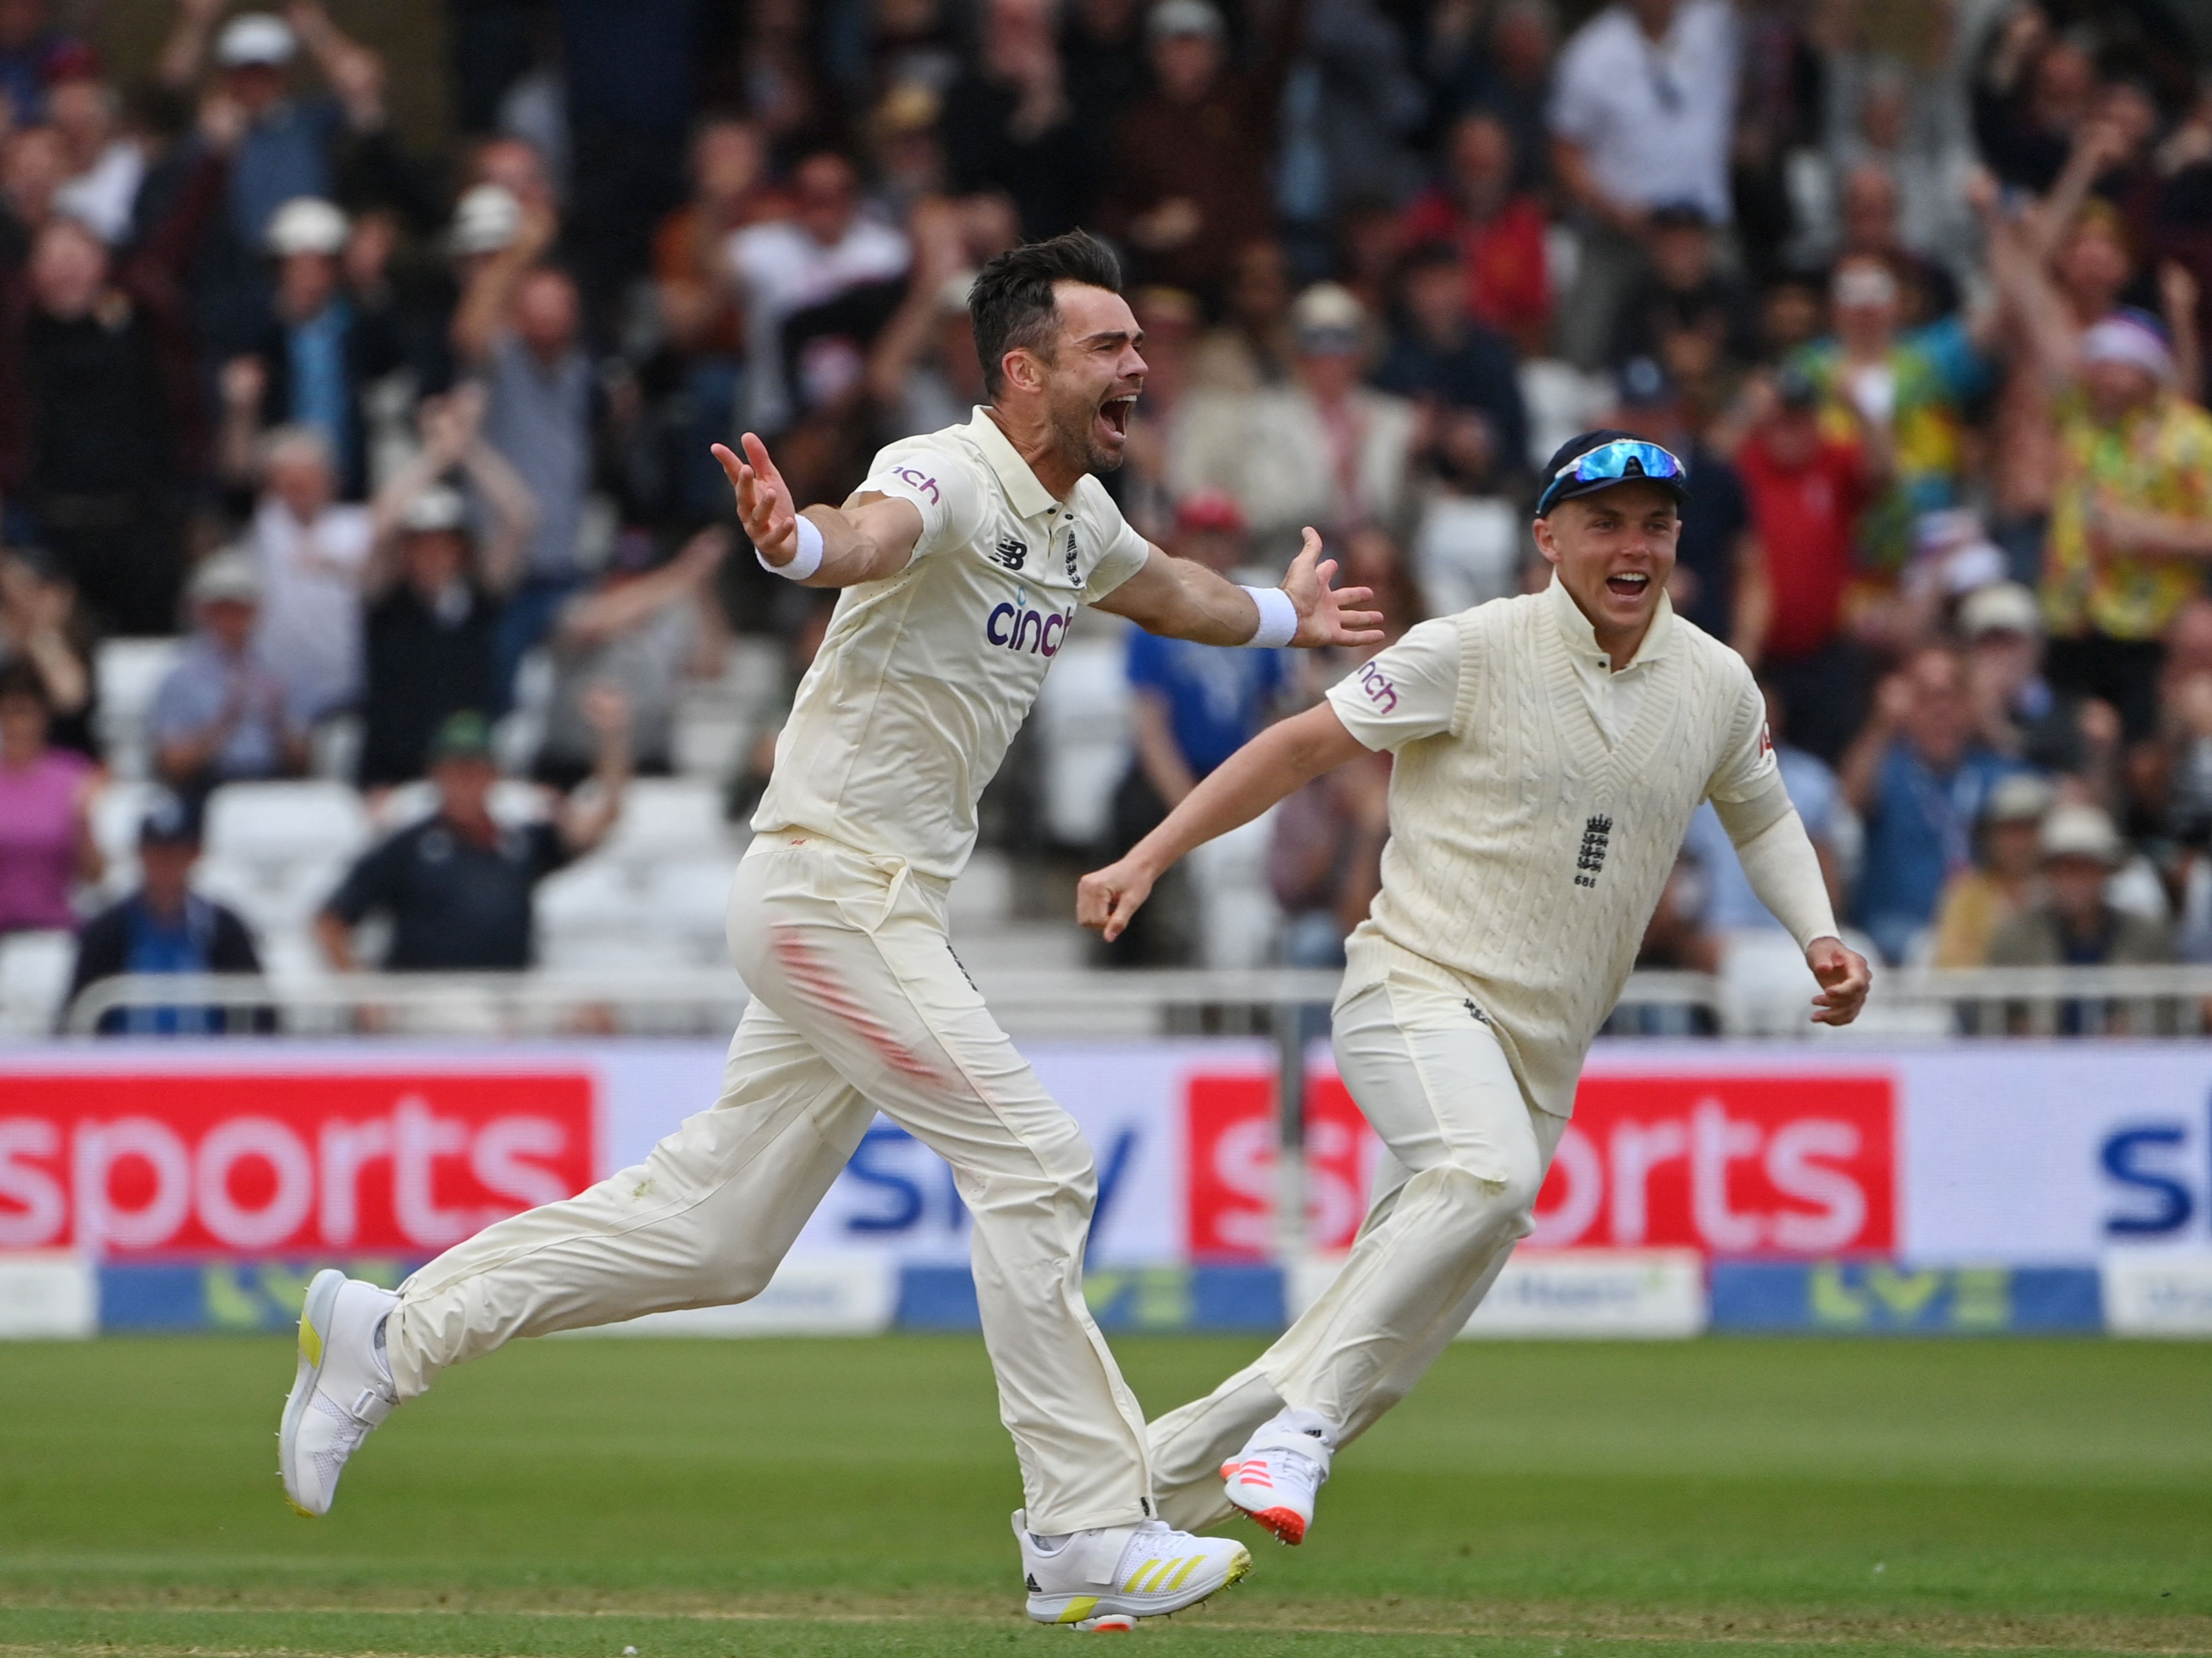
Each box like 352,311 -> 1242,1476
1535,438 -> 1687,516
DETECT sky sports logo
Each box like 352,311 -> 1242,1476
985,595 -> 1072,657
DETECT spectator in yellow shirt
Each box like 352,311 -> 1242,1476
1929,771 -> 2054,967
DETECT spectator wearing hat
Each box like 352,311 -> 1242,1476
154,1 -> 390,255
2023,307 -> 2212,743
1988,803 -> 2173,1032
356,389 -> 537,792
532,526 -> 728,793
1097,0 -> 1301,303
1791,254 -> 1990,576
1959,578 -> 2119,786
0,657 -> 99,937
147,551 -> 307,800
221,195 -> 406,500
1928,770 -> 2055,969
1372,241 -> 1529,486
0,544 -> 93,758
65,795 -> 268,1035
1187,283 -> 1416,569
1396,111 -> 1550,358
1842,644 -> 2026,964
1732,365 -> 1880,764
1547,0 -> 1739,368
316,704 -> 627,974
1098,492 -> 1291,965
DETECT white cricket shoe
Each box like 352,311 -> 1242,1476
1220,1408 -> 1334,1545
1015,1510 -> 1251,1629
277,1270 -> 398,1517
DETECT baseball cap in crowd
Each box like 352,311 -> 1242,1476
1291,282 -> 1366,354
449,183 -> 523,258
139,793 -> 201,848
216,12 -> 296,68
1773,363 -> 1822,412
1960,580 -> 2042,641
1979,771 -> 2054,828
1616,356 -> 1677,408
2082,307 -> 2174,382
1148,0 -> 1226,42
266,196 -> 347,258
403,485 -> 470,535
188,550 -> 261,606
2040,802 -> 2123,866
1176,490 -> 1246,536
1535,429 -> 1690,517
428,710 -> 496,765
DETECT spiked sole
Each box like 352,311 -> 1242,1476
276,1268 -> 347,1517
1222,1458 -> 1311,1545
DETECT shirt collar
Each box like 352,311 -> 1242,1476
966,406 -> 1062,519
1545,570 -> 1675,671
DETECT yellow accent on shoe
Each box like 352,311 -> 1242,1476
1054,1596 -> 1100,1624
1224,1550 -> 1251,1586
1160,1555 -> 1203,1592
1122,1560 -> 1158,1593
298,1312 -> 323,1369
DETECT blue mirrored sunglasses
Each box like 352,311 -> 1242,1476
1536,439 -> 1686,515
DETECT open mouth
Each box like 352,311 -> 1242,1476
1605,571 -> 1652,600
1098,394 -> 1137,442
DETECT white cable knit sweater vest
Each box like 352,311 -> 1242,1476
1341,590 -> 1764,1118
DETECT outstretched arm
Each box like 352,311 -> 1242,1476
714,434 -> 925,588
1079,702 -> 1371,939
1092,526 -> 1385,648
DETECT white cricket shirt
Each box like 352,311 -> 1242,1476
1323,577 -> 1778,1116
753,407 -> 1152,880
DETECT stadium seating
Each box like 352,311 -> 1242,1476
92,638 -> 185,782
0,930 -> 75,1035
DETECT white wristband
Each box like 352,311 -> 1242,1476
759,515 -> 823,581
1242,585 -> 1298,649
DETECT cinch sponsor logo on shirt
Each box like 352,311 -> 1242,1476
1355,661 -> 1398,711
893,467 -> 940,504
985,598 -> 1072,657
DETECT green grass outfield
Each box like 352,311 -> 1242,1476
0,1334 -> 2207,1657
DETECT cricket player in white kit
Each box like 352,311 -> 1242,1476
1079,430 -> 1875,1548
275,232 -> 1382,1629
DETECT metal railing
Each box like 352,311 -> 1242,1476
50,962 -> 2212,1043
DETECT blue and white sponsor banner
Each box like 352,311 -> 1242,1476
2101,1252 -> 2212,1336
1708,1261 -> 2104,1333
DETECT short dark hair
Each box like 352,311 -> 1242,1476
969,230 -> 1123,399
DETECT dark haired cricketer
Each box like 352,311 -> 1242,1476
275,232 -> 1381,1630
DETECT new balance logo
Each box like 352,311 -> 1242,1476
1464,998 -> 1491,1026
992,535 -> 1027,570
1574,814 -> 1613,889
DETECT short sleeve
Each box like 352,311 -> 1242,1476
1325,617 -> 1465,751
853,438 -> 987,563
325,837 -> 401,926
1081,508 -> 1151,605
1705,664 -> 1782,803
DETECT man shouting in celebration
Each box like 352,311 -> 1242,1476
276,231 -> 1380,1630
1080,430 -> 1873,1548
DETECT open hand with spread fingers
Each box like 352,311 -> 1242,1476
712,434 -> 802,569
1282,527 -> 1385,648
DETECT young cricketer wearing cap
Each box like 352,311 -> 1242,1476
276,232 -> 1381,1630
1080,429 -> 1875,1547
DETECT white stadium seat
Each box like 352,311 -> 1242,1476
1034,627 -> 1133,850
92,638 -> 185,780
601,778 -> 732,863
0,929 -> 76,1034
202,782 -> 372,870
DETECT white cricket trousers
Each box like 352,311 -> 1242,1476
1148,955 -> 1568,1530
385,833 -> 1155,1533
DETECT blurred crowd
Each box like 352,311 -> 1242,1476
4,0 -> 2212,1012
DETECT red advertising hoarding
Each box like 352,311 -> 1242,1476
0,1073 -> 596,1257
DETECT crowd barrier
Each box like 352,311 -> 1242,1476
4,1035 -> 2211,1338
